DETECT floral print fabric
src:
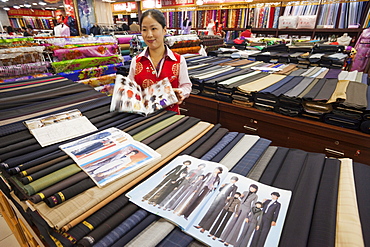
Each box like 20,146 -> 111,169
53,45 -> 119,60
51,55 -> 123,73
58,62 -> 122,81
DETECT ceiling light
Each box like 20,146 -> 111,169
39,1 -> 47,5
24,3 -> 32,7
1,0 -> 9,2
19,4 -> 24,7
59,5 -> 64,7
3,7 -> 10,10
13,5 -> 20,9
45,7 -> 56,9
32,2 -> 37,5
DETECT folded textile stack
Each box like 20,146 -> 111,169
324,70 -> 368,130
198,35 -> 224,52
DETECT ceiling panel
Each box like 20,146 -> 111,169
0,0 -> 64,10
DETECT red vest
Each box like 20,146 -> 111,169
134,52 -> 181,114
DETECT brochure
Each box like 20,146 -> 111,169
23,109 -> 97,147
127,155 -> 292,247
59,127 -> 161,187
110,75 -> 179,116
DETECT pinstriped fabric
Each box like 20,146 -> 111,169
111,214 -> 159,247
179,124 -> 222,156
78,203 -> 139,247
201,132 -> 238,161
335,158 -> 365,247
156,228 -> 193,247
278,152 -> 326,247
132,115 -> 185,142
93,209 -> 148,247
126,218 -> 175,247
230,138 -> 271,176
307,158 -> 340,247
247,146 -> 277,181
189,128 -> 228,158
219,135 -> 260,170
211,133 -> 245,163
353,162 -> 370,247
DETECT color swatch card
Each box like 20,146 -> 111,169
111,75 -> 179,116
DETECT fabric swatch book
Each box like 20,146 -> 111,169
127,155 -> 292,247
59,127 -> 160,187
110,75 -> 179,116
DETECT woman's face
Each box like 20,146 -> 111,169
249,186 -> 257,193
141,15 -> 166,51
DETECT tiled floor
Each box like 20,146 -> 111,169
0,214 -> 21,247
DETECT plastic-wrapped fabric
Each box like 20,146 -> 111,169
58,63 -> 122,81
278,16 -> 298,29
0,52 -> 44,66
52,55 -> 123,73
297,15 -> 317,29
0,73 -> 53,83
53,44 -> 119,60
117,37 -> 132,44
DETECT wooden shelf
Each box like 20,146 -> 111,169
181,95 -> 370,165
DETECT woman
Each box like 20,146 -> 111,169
219,184 -> 259,246
128,9 -> 192,114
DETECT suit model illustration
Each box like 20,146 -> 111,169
250,192 -> 281,247
208,192 -> 242,240
235,201 -> 264,247
142,160 -> 191,203
194,176 -> 239,233
159,164 -> 206,210
220,184 -> 259,246
180,167 -> 223,219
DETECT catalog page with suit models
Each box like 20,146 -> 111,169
127,155 -> 291,247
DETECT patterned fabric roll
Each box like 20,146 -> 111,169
22,164 -> 81,196
45,178 -> 96,208
58,62 -> 122,81
52,55 -> 123,73
53,45 -> 119,60
77,74 -> 116,88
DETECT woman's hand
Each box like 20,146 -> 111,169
173,88 -> 185,104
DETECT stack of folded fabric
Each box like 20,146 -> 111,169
324,70 -> 368,130
361,82 -> 370,133
167,34 -> 201,54
236,74 -> 287,107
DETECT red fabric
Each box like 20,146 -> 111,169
233,39 -> 244,44
240,29 -> 252,38
134,53 -> 181,114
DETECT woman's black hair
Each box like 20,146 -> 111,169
140,9 -> 166,28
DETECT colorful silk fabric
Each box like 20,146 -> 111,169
0,52 -> 44,66
77,74 -> 116,87
0,62 -> 50,77
51,55 -> 123,73
58,63 -> 122,81
53,44 -> 119,60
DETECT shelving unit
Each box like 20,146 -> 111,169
180,95 -> 370,165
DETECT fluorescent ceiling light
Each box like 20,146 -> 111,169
13,5 -> 20,9
32,2 -> 37,5
24,3 -> 32,7
3,7 -> 10,10
39,1 -> 47,5
1,0 -> 9,2
19,4 -> 24,7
